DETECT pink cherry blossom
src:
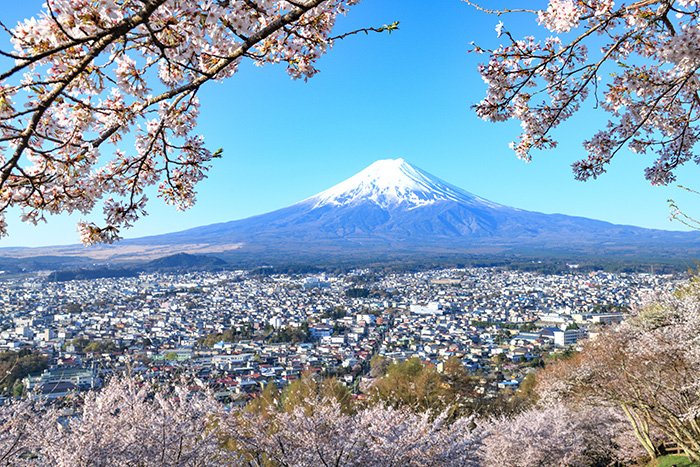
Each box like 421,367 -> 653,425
470,0 -> 700,187
0,0 -> 377,243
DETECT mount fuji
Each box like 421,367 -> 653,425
6,158 -> 700,263
100,158 -> 700,261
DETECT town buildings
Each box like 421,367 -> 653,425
0,267 -> 677,401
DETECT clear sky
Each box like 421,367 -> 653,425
0,1 -> 697,247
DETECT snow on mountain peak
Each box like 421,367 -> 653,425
306,158 -> 502,209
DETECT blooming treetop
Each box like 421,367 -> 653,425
0,373 -> 638,466
481,403 -> 628,466
0,0 -> 391,244
470,0 -> 700,187
0,375 -> 485,466
535,283 -> 700,462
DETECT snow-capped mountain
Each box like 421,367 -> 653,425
107,158 -> 700,261
307,158 -> 502,210
9,158 -> 700,263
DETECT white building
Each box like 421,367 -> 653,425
553,329 -> 585,347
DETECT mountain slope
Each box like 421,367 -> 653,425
4,158 -> 700,262
122,158 -> 700,257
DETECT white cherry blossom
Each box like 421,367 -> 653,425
0,0 -> 377,243
470,0 -> 700,187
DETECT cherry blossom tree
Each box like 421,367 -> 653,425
226,399 -> 485,466
0,369 -> 657,466
0,376 -> 235,465
0,397 -> 39,464
0,375 -> 485,466
0,0 -> 395,244
469,0 -> 700,188
535,282 -> 700,462
481,402 -> 626,467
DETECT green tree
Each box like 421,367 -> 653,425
83,340 -> 118,354
0,350 -> 49,395
11,381 -> 24,398
321,306 -> 347,320
282,373 -> 354,415
246,382 -> 282,417
63,303 -> 84,314
369,355 -> 389,378
198,325 -> 254,347
68,337 -> 90,352
369,357 -> 491,419
345,288 -> 370,298
368,358 -> 445,414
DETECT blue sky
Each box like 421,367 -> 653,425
0,1 -> 697,247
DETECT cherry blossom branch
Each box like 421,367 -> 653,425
0,0 -> 371,244
329,21 -> 400,41
462,1 -> 537,16
1,1 -> 167,188
669,185 -> 700,230
471,0 -> 700,189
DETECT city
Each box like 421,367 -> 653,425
0,267 -> 677,404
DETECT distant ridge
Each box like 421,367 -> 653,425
3,158 -> 700,264
144,253 -> 227,271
